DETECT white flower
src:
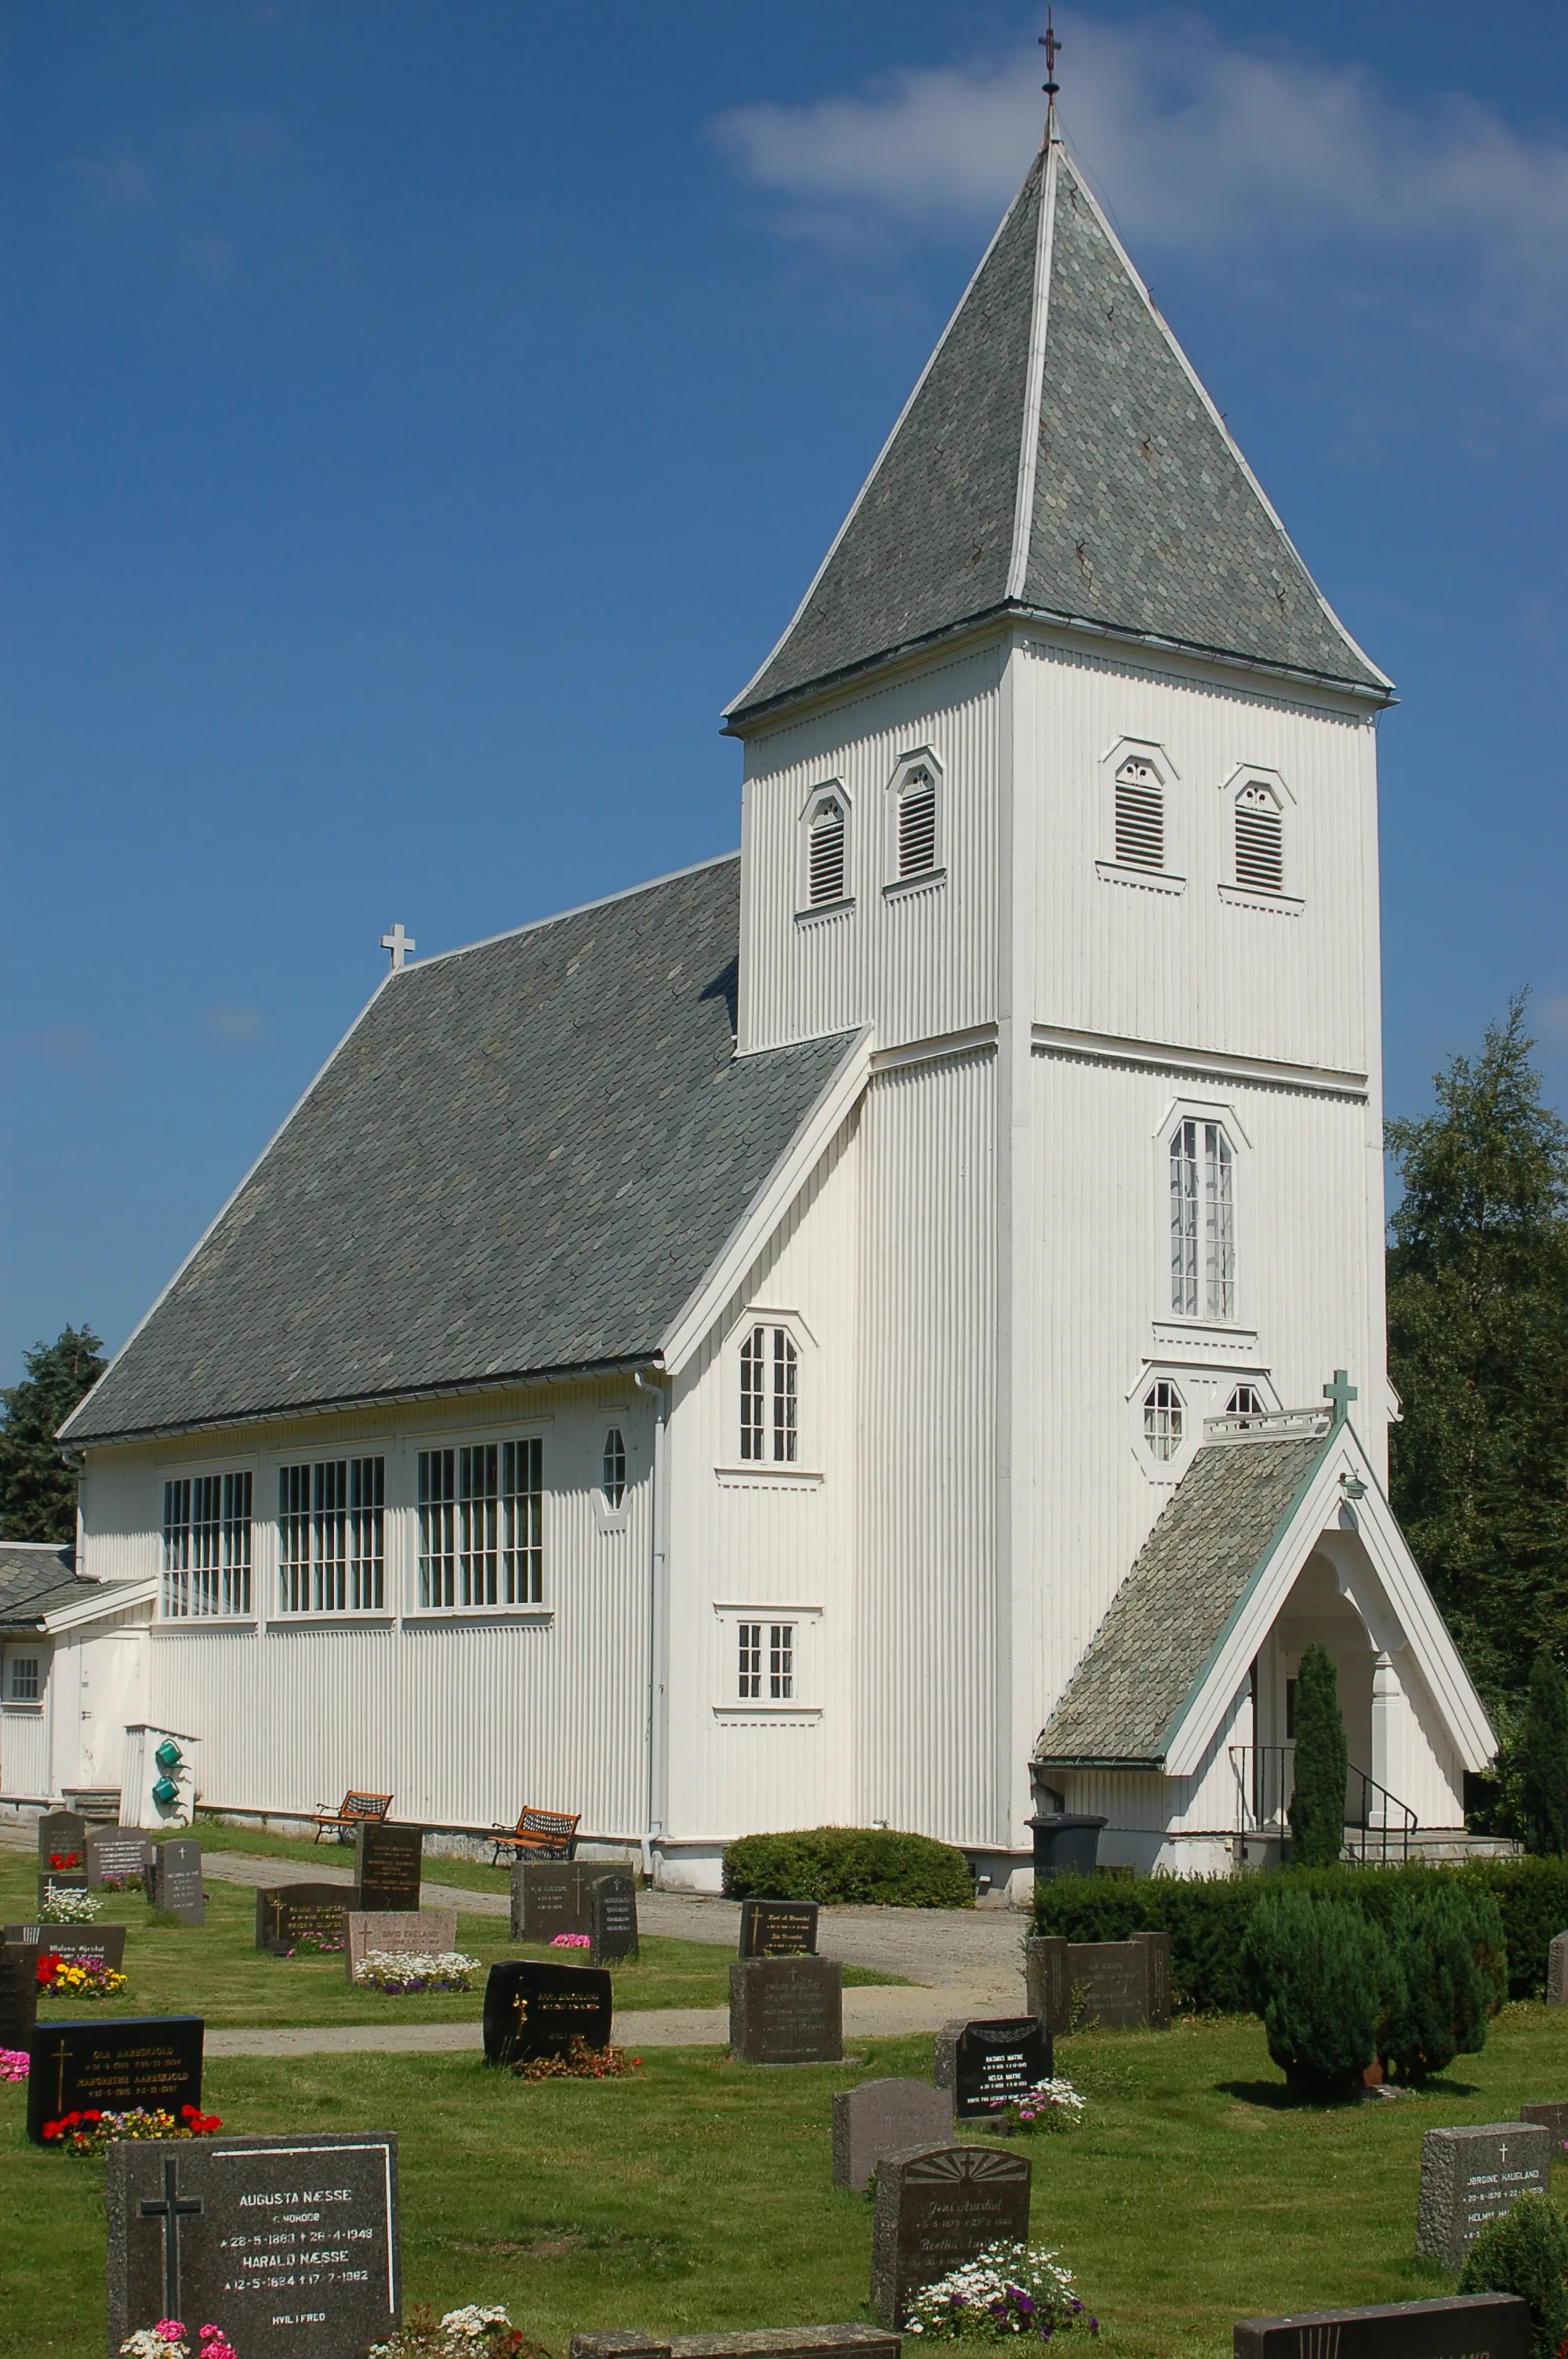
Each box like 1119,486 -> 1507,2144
41,1888 -> 104,1923
440,2306 -> 514,2337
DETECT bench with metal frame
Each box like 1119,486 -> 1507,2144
489,1806 -> 581,1866
312,1790 -> 394,1844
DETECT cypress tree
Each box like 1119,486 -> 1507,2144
1522,1647 -> 1568,1856
1289,1642 -> 1348,1867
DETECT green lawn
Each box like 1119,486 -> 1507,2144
6,2008 -> 1568,2358
3,1850 -> 895,2027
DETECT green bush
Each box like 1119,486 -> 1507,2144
722,1826 -> 974,1908
1240,1886 -> 1386,2095
1290,1642 -> 1349,1867
1458,2194 -> 1568,2359
1378,1881 -> 1493,2081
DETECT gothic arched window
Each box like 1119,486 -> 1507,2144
740,1325 -> 798,1463
1170,1118 -> 1235,1320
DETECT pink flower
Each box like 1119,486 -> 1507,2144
155,2327 -> 185,2343
549,1931 -> 591,1948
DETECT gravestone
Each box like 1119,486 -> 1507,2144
345,1908 -> 459,1983
934,2017 -> 1053,2122
256,1885 -> 350,1954
6,1922 -> 128,1972
869,2142 -> 1033,2327
482,1960 -> 613,2066
729,1957 -> 842,2065
591,1873 -> 640,1965
1417,2124 -> 1552,2268
38,1866 -> 91,1909
739,1899 -> 819,1957
1024,1936 -> 1069,2034
510,1859 -> 599,1943
572,2331 -> 899,2359
1521,2102 -> 1568,2154
1547,1934 -> 1568,2006
1064,1932 -> 1171,2030
148,1838 -> 205,1925
354,1820 -> 423,1914
107,2129 -> 401,2359
87,1826 -> 155,1889
1234,2294 -> 1531,2359
37,1807 -> 87,1870
833,2078 -> 954,2194
0,1943 -> 38,2051
26,2012 -> 203,2143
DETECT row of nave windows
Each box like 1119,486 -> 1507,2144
159,1430 -> 627,1618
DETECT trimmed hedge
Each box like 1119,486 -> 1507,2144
723,1826 -> 975,1908
1034,1855 -> 1568,2012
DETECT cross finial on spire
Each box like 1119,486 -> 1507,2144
380,922 -> 415,971
1323,1369 -> 1358,1426
1040,8 -> 1062,107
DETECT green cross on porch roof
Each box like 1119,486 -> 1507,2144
1323,1369 -> 1358,1424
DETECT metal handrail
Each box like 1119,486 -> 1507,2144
1228,1743 -> 1417,1864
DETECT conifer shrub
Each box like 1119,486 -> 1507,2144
1289,1642 -> 1349,1866
1240,1885 -> 1386,2095
1458,2193 -> 1568,2359
1378,1881 -> 1493,2081
1522,1648 -> 1568,1857
722,1826 -> 974,1907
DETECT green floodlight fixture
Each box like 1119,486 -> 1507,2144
154,1739 -> 183,1772
151,1776 -> 179,1807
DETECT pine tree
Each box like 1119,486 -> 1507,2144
1289,1642 -> 1348,1867
0,1326 -> 105,1542
1521,1646 -> 1568,1856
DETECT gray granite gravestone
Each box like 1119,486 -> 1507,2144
354,1820 -> 423,1914
107,2129 -> 400,2359
87,1827 -> 155,1890
1547,1934 -> 1568,2006
0,1942 -> 38,2052
482,1959 -> 613,2065
256,1885 -> 350,1954
730,1957 -> 842,2065
833,2078 -> 954,2194
935,2017 -> 1053,2121
1417,2124 -> 1552,2267
1234,2295 -> 1530,2359
510,1859 -> 599,1943
1024,1936 -> 1069,2034
37,1808 -> 87,1871
591,1873 -> 640,1965
345,1908 -> 459,1983
5,1922 -> 128,1972
148,1839 -> 205,1925
1062,1932 -> 1171,2030
1522,2101 -> 1568,2154
571,2330 -> 899,2359
870,2143 -> 1032,2327
738,1899 -> 819,1957
27,2013 -> 203,2143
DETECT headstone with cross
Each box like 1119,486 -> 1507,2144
380,922 -> 416,969
1417,2123 -> 1552,2268
26,2013 -> 204,2143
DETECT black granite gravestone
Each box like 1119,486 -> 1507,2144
1234,2295 -> 1530,2359
87,1828 -> 155,1890
149,1839 -> 205,1925
934,2017 -> 1053,2121
509,1859 -> 599,1942
571,2331 -> 898,2359
729,1957 -> 842,2063
26,2013 -> 203,2143
482,1960 -> 613,2065
37,1808 -> 87,1870
738,1899 -> 819,1957
354,1821 -> 423,1914
38,1869 -> 91,1910
256,1885 -> 350,1954
869,2143 -> 1033,2326
0,1943 -> 38,2052
591,1873 -> 640,1965
5,1922 -> 128,1972
107,2130 -> 401,2359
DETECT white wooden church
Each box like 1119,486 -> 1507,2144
9,111 -> 1497,1892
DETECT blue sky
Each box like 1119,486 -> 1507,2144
5,2 -> 1567,1383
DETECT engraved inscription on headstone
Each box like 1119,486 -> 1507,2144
345,1909 -> 458,1983
256,1885 -> 350,1955
833,2079 -> 954,2194
1061,1932 -> 1171,2031
37,1808 -> 87,1870
509,1859 -> 599,1943
5,1922 -> 129,1972
0,1943 -> 38,2052
482,1960 -> 613,2066
87,1827 -> 155,1889
935,2018 -> 1053,2122
149,1839 -> 205,1925
26,2013 -> 204,2144
729,1957 -> 843,2065
738,1899 -> 819,1957
354,1821 -> 423,1914
870,2143 -> 1033,2327
107,2130 -> 401,2359
1233,2293 -> 1531,2359
1547,1934 -> 1568,2007
590,1873 -> 640,1965
1417,2124 -> 1552,2268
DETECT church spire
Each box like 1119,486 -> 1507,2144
1039,7 -> 1062,136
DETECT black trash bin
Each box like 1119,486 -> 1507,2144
1028,1811 -> 1109,1880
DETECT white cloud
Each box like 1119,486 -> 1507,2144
200,1002 -> 270,1047
714,21 -> 1568,354
1537,992 -> 1568,1047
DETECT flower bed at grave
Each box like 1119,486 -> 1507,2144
985,2077 -> 1086,2136
36,1950 -> 127,2000
355,1949 -> 481,1995
370,2300 -> 542,2357
512,2035 -> 641,2082
0,2047 -> 29,2081
100,1870 -> 147,1896
281,1930 -> 345,1955
43,2103 -> 223,2153
38,1887 -> 104,1924
904,2243 -> 1098,2341
47,1849 -> 84,1871
121,2323 -> 238,2359
549,1932 -> 590,1948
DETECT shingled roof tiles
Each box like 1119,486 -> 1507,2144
64,857 -> 857,1445
1036,1430 -> 1330,1765
0,1541 -> 89,1629
731,144 -> 1384,722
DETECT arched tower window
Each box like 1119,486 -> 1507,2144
808,796 -> 846,906
740,1325 -> 798,1463
897,766 -> 938,878
1115,758 -> 1164,871
1235,781 -> 1284,894
1170,1118 -> 1235,1320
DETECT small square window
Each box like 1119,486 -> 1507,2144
8,1655 -> 40,1703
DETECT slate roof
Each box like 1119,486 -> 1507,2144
1036,1429 -> 1330,1766
64,858 -> 858,1446
729,140 -> 1385,723
0,1541 -> 89,1630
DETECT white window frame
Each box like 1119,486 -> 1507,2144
412,1423 -> 549,1615
1153,1097 -> 1250,1333
712,1602 -> 822,1719
1097,736 -> 1185,896
884,748 -> 946,896
277,1453 -> 387,1617
797,782 -> 853,918
3,1647 -> 44,1705
738,1318 -> 800,1467
1219,764 -> 1302,911
158,1459 -> 256,1620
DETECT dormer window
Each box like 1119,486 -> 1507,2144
898,768 -> 938,878
1234,783 -> 1284,894
808,797 -> 846,906
1115,759 -> 1164,871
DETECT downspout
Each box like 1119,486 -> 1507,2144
633,1367 -> 668,1885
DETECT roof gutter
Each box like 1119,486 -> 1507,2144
633,1366 -> 670,1885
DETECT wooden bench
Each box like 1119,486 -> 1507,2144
490,1807 -> 581,1866
311,1790 -> 394,1843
